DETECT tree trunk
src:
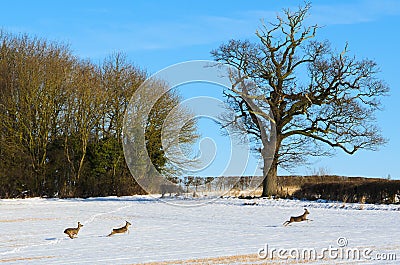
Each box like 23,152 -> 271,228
262,157 -> 278,197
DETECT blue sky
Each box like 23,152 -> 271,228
1,0 -> 399,178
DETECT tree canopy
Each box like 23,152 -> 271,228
212,3 -> 388,196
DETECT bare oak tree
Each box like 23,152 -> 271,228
211,3 -> 388,196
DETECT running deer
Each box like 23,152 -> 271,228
108,221 -> 131,236
64,222 -> 83,239
283,209 -> 311,226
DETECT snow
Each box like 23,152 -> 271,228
1,195 -> 399,264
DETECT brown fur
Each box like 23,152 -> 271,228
283,209 -> 310,226
108,221 -> 131,236
64,222 -> 83,239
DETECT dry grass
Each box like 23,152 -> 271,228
0,256 -> 55,263
129,253 -> 350,265
130,254 -> 263,265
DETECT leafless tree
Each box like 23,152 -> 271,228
211,3 -> 388,196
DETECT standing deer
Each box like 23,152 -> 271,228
64,222 -> 83,239
283,209 -> 311,226
108,221 -> 131,237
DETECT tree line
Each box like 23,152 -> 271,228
0,31 -> 197,198
1,3 -> 390,199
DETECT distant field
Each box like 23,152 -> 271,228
197,175 -> 400,204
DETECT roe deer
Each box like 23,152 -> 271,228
64,222 -> 83,239
108,221 -> 131,237
283,209 -> 311,226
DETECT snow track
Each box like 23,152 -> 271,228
1,196 -> 399,264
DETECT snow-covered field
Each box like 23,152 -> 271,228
1,195 -> 399,264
